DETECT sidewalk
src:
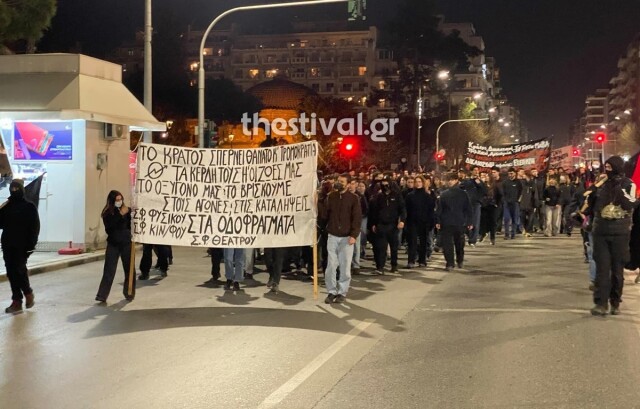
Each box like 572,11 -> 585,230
0,249 -> 106,282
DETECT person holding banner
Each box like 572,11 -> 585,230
224,248 -> 246,291
1,179 -> 40,314
96,190 -> 135,303
322,174 -> 362,304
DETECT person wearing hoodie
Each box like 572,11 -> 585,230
0,179 -> 40,313
585,156 -> 638,316
369,176 -> 406,274
558,174 -> 574,235
501,168 -> 523,240
405,176 -> 436,268
543,178 -> 561,237
435,173 -> 473,271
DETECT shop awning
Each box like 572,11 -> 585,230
0,54 -> 165,132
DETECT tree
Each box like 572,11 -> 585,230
617,122 -> 640,155
0,0 -> 57,53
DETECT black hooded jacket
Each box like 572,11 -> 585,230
406,188 -> 436,226
0,193 -> 40,251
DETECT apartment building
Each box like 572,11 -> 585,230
608,34 -> 639,152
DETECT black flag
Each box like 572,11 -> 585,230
25,173 -> 45,209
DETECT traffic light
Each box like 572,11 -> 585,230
572,148 -> 580,157
435,149 -> 446,161
339,137 -> 359,158
595,132 -> 607,144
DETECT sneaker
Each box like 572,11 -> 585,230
589,281 -> 596,291
325,294 -> 336,304
266,278 -> 274,288
270,284 -> 279,294
610,305 -> 620,315
418,263 -> 427,268
635,273 -> 640,284
334,295 -> 346,304
490,240 -> 496,246
160,270 -> 168,278
406,263 -> 415,269
224,279 -> 233,291
352,268 -> 361,275
233,281 -> 241,291
504,236 -> 509,240
168,258 -> 173,265
5,301 -> 22,314
444,266 -> 453,272
138,273 -> 149,280
590,305 -> 608,316
25,293 -> 35,309
457,262 -> 464,269
95,296 -> 106,303
469,243 -> 476,248
375,269 -> 384,275
390,266 -> 398,273
245,273 -> 254,280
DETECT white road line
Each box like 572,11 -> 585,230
417,307 -> 589,314
257,319 -> 375,409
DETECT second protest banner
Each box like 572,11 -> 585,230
132,141 -> 318,248
464,138 -> 551,172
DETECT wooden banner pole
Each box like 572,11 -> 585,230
313,227 -> 319,300
127,240 -> 136,298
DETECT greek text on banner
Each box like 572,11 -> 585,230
132,141 -> 318,248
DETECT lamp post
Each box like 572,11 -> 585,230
416,86 -> 423,168
143,0 -> 152,143
228,133 -> 234,149
435,118 -> 489,171
198,0 -> 349,147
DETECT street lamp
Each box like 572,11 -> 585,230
435,117 -> 489,171
143,0 -> 152,143
198,0 -> 349,147
473,92 -> 483,100
438,70 -> 450,80
228,133 -> 234,149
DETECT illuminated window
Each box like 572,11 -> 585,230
265,69 -> 279,78
249,69 -> 259,79
378,99 -> 387,108
378,80 -> 386,90
358,66 -> 367,76
310,67 -> 320,77
189,62 -> 199,72
203,48 -> 213,56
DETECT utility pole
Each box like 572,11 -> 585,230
416,86 -> 423,169
143,0 -> 152,143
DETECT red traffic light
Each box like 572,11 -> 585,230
435,149 -> 446,161
572,148 -> 580,156
594,132 -> 607,144
339,137 -> 359,157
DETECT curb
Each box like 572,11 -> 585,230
0,252 -> 106,283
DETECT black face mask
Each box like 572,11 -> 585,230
333,182 -> 344,191
382,184 -> 391,193
9,189 -> 24,200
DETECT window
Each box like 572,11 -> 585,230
342,83 -> 352,92
378,80 -> 386,90
248,69 -> 259,79
234,70 -> 243,79
358,66 -> 367,76
310,67 -> 320,77
202,48 -> 213,56
326,83 -> 335,92
265,69 -> 279,78
311,83 -> 320,92
128,49 -> 134,56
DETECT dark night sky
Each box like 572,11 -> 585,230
39,0 -> 640,143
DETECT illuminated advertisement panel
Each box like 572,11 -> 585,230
14,121 -> 73,161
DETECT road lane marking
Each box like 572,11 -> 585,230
257,319 -> 374,409
417,307 -> 590,314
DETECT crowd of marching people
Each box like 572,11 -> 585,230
2,156 -> 638,317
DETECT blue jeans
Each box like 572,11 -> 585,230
360,217 -> 368,257
586,232 -> 596,282
503,202 -> 519,238
469,203 -> 482,244
224,248 -> 245,282
326,234 -> 354,296
352,233 -> 361,269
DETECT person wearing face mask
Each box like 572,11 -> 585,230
0,179 -> 40,313
584,156 -> 638,316
321,174 -> 362,304
368,176 -> 407,274
96,190 -> 136,303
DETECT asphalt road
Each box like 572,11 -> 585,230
1,235 -> 639,409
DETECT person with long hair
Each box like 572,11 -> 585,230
479,172 -> 500,245
96,190 -> 135,303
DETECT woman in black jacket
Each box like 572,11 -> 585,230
96,190 -> 135,303
479,172 -> 500,245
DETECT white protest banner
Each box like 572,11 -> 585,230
132,141 -> 318,248
550,145 -> 574,170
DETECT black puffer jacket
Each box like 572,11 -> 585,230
406,189 -> 436,226
103,210 -> 132,246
